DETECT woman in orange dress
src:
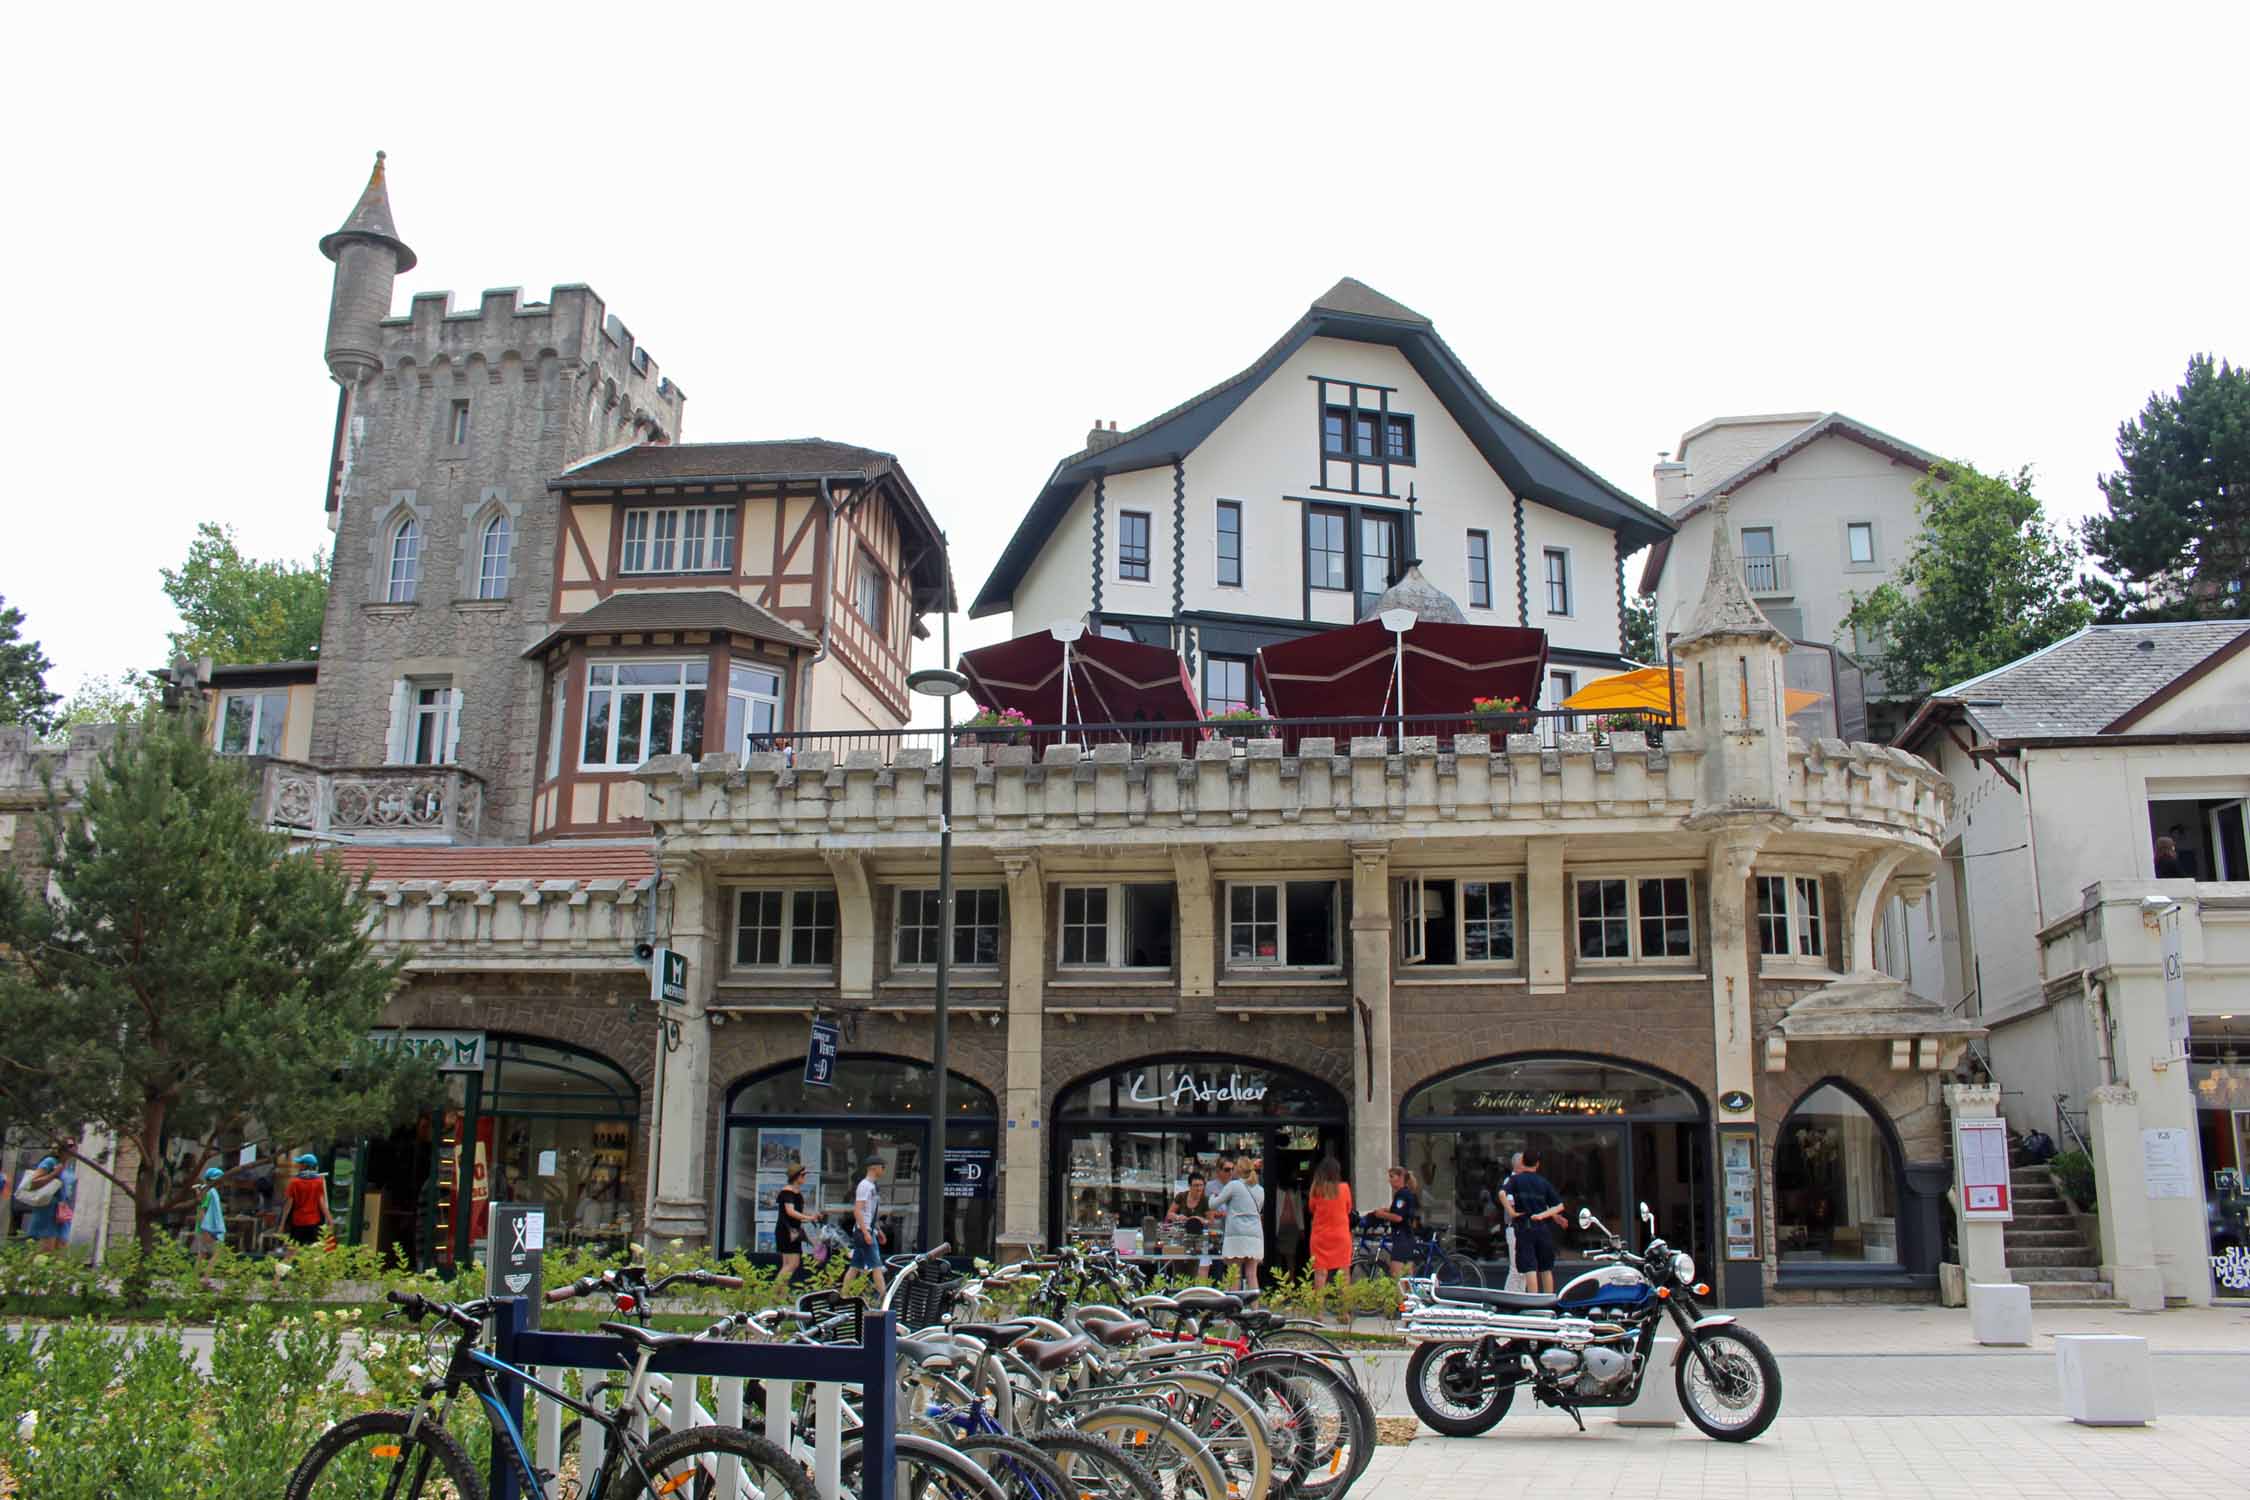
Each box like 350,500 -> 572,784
1307,1156 -> 1354,1292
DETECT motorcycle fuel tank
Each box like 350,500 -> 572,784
1554,1263 -> 1654,1312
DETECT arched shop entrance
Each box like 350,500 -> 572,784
719,1057 -> 998,1259
1400,1055 -> 1709,1276
352,1033 -> 640,1272
1053,1058 -> 1349,1275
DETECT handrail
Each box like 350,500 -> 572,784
2054,1094 -> 2092,1157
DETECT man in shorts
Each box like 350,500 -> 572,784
851,1157 -> 888,1297
1501,1150 -> 1566,1294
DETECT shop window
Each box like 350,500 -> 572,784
895,887 -> 1003,968
1059,883 -> 1176,969
1774,1082 -> 1902,1266
1397,876 -> 1517,966
1573,875 -> 1694,963
1226,880 -> 1338,968
1756,874 -> 1825,960
733,888 -> 837,969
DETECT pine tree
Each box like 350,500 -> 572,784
2085,354 -> 2250,620
0,595 -> 60,736
0,709 -> 434,1250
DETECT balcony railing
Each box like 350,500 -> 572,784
1743,553 -> 1791,594
737,709 -> 1680,767
254,760 -> 485,842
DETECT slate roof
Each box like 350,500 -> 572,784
320,152 -> 416,270
345,844 -> 656,889
1899,621 -> 2250,746
971,278 -> 1672,617
523,589 -> 815,659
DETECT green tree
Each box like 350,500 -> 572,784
53,670 -> 160,731
0,709 -> 434,1251
2086,354 -> 2250,620
160,522 -> 331,665
1622,591 -> 1658,663
0,596 -> 60,736
1840,462 -> 2094,699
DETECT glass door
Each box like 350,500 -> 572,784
1359,515 -> 1402,616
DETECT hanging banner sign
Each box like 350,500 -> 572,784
367,1030 -> 487,1072
804,1020 -> 841,1088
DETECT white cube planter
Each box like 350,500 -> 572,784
2056,1335 -> 2155,1426
1613,1336 -> 1683,1426
1968,1282 -> 2032,1346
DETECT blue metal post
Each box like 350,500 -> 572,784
489,1297 -> 529,1500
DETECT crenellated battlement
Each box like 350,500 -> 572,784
376,281 -> 684,432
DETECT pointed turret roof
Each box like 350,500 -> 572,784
1672,494 -> 1788,648
319,151 -> 417,271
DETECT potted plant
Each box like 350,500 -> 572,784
1206,708 -> 1266,741
1468,695 -> 1534,737
1592,710 -> 1661,747
959,707 -> 1032,746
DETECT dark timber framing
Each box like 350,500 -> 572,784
1294,495 -> 1408,623
1090,474 -> 1106,623
1309,374 -> 1402,499
1513,493 -> 1529,626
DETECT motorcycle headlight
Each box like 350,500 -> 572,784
1672,1251 -> 1695,1284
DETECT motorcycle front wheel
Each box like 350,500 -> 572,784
1404,1341 -> 1513,1437
1675,1325 -> 1783,1443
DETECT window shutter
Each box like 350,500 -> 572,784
384,680 -> 411,764
444,688 -> 465,764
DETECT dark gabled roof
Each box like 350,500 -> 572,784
553,439 -> 955,611
1894,620 -> 2250,749
522,588 -> 816,659
970,278 -> 1672,618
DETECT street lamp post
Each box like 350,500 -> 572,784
906,659 -> 968,1256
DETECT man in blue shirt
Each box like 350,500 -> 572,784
1501,1151 -> 1567,1294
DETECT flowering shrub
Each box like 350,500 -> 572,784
1206,709 -> 1266,725
1469,695 -> 1534,733
961,706 -> 1034,743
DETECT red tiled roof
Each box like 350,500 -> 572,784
342,845 -> 657,887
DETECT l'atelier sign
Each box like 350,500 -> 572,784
1466,1089 -> 1628,1115
1128,1071 -> 1271,1108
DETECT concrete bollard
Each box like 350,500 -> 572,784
1968,1282 -> 2032,1346
1613,1336 -> 1683,1426
2056,1335 -> 2155,1426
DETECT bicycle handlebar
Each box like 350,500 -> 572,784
385,1290 -> 486,1331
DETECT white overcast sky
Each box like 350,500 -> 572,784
4,4 -> 2244,702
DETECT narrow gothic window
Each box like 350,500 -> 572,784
387,517 -> 420,603
478,514 -> 511,599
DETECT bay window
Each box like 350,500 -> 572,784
1058,884 -> 1176,969
734,888 -> 837,969
724,664 -> 784,755
1227,880 -> 1338,968
895,887 -> 1003,968
581,660 -> 706,769
1574,875 -> 1695,962
1757,874 -> 1826,960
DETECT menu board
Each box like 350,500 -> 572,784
1955,1117 -> 2014,1220
1720,1128 -> 1760,1261
2141,1128 -> 2193,1200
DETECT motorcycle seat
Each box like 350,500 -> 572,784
1430,1286 -> 1559,1310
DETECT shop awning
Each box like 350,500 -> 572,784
1253,619 -> 1549,721
959,628 -> 1201,730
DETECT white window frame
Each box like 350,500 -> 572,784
477,513 -> 512,600
1224,879 -> 1341,971
853,551 -> 889,634
1056,883 -> 1176,970
1543,546 -> 1572,616
216,689 -> 289,757
579,659 -> 707,770
387,517 -> 421,603
1756,873 -> 1827,962
731,886 -> 839,971
1571,871 -> 1697,965
893,885 -> 1005,969
724,662 -> 785,757
408,679 -> 456,766
1396,874 -> 1521,967
543,674 -> 566,782
618,503 -> 737,575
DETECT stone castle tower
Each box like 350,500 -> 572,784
310,154 -> 686,839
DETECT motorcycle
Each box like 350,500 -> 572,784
1400,1202 -> 1782,1443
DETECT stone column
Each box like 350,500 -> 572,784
822,850 -> 876,1001
996,848 -> 1046,1255
1348,841 -> 1394,1206
1525,836 -> 1566,993
1171,845 -> 1215,999
1706,829 -> 1766,1111
2086,1084 -> 2164,1311
1944,1083 -> 2009,1286
646,861 -> 714,1245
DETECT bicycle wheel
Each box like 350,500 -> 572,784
1073,1405 -> 1229,1500
1431,1248 -> 1484,1289
625,1423 -> 820,1500
1235,1355 -> 1370,1500
1169,1370 -> 1276,1500
284,1408 -> 482,1500
952,1432 -> 1075,1500
843,1432 -> 1011,1500
1253,1327 -> 1352,1363
1026,1428 -> 1165,1500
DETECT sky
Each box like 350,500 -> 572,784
4,4 -> 2245,706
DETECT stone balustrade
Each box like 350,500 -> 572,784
258,760 -> 485,843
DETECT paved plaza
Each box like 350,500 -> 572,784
1354,1303 -> 2250,1498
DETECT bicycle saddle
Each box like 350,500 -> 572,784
1079,1316 -> 1150,1347
1170,1287 -> 1243,1313
1018,1334 -> 1093,1372
948,1321 -> 1037,1349
1128,1294 -> 1179,1314
598,1322 -> 700,1351
895,1337 -> 957,1369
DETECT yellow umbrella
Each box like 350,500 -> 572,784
1562,667 -> 1825,718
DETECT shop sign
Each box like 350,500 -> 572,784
2214,1246 -> 2250,1292
945,1146 -> 994,1200
654,948 -> 690,1007
803,1021 -> 841,1088
368,1029 -> 486,1072
485,1202 -> 546,1330
1463,1089 -> 1629,1116
1127,1070 -> 1270,1109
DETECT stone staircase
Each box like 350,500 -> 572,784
2004,1162 -> 2114,1302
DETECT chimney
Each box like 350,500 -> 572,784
1653,459 -> 1690,511
1085,418 -> 1126,454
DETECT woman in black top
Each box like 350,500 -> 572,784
775,1164 -> 817,1284
1367,1165 -> 1422,1277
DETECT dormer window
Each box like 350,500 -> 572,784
1322,406 -> 1414,464
620,504 -> 735,575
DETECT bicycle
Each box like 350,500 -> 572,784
1349,1228 -> 1484,1288
285,1288 -> 819,1500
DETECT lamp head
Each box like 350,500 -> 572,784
1048,620 -> 1088,644
1379,608 -> 1418,636
908,667 -> 970,700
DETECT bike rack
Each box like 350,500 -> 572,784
488,1297 -> 899,1500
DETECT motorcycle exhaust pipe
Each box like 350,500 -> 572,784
1401,1309 -> 1626,1344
